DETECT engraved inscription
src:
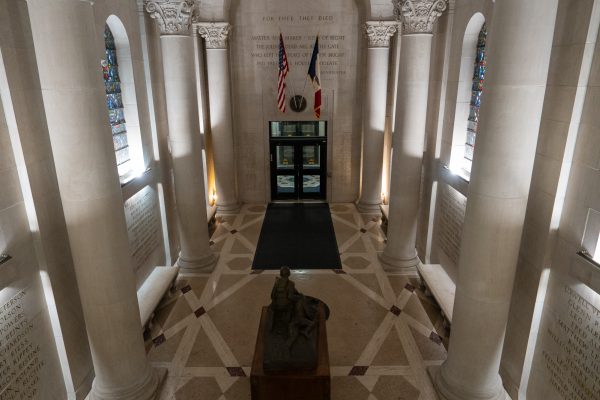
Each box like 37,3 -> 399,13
542,286 -> 600,400
124,186 -> 161,272
438,184 -> 466,265
0,289 -> 45,399
247,14 -> 348,76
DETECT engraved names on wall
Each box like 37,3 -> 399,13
541,285 -> 600,400
0,289 -> 44,400
124,186 -> 162,273
437,184 -> 466,265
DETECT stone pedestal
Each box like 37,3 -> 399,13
433,0 -> 559,399
197,22 -> 240,214
27,1 -> 163,398
145,0 -> 217,273
357,21 -> 398,214
251,306 -> 330,400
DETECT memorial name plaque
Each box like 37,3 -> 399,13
0,288 -> 45,400
540,285 -> 600,400
124,185 -> 162,273
438,184 -> 466,265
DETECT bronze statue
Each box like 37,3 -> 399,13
269,267 -> 316,348
263,267 -> 329,372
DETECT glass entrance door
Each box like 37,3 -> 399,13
270,139 -> 326,200
300,143 -> 324,199
272,144 -> 297,199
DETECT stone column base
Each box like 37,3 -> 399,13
89,367 -> 167,400
378,251 -> 420,271
217,202 -> 241,215
177,252 -> 218,273
356,201 -> 382,214
428,366 -> 512,400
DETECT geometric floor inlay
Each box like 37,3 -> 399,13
146,203 -> 447,399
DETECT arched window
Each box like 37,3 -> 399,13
102,24 -> 132,177
450,14 -> 486,178
463,24 -> 487,172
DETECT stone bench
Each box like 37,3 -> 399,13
137,266 -> 180,330
417,264 -> 455,326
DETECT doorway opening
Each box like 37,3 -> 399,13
269,121 -> 327,201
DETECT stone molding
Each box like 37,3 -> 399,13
144,0 -> 195,35
394,0 -> 448,34
364,21 -> 399,48
195,22 -> 232,49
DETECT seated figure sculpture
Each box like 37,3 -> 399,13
263,266 -> 329,372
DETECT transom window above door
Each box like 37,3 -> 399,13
270,121 -> 326,138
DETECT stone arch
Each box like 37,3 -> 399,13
449,12 -> 486,175
104,15 -> 144,177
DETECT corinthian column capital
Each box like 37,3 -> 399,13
195,22 -> 232,49
394,0 -> 448,34
364,21 -> 399,48
144,0 -> 195,35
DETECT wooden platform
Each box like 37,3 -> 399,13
250,305 -> 330,400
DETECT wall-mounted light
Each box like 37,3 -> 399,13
209,189 -> 218,207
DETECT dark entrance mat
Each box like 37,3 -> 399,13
252,203 -> 342,270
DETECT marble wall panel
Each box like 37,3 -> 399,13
0,91 -> 66,399
141,14 -> 180,265
433,183 -> 466,274
229,0 -> 364,203
527,273 -> 600,400
124,185 -> 164,288
521,2 -> 600,397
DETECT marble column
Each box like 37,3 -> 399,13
379,0 -> 447,270
197,22 -> 240,214
357,21 -> 398,213
145,0 -> 217,272
433,1 -> 559,399
26,1 -> 162,399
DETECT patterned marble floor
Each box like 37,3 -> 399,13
147,203 -> 448,400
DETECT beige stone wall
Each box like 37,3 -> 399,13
0,0 -> 94,396
228,0 -> 366,203
92,0 -> 169,284
416,1 -> 454,263
0,6 -> 69,397
0,0 -> 180,397
501,0 -> 599,396
519,1 -> 600,397
140,10 -> 181,265
418,0 -> 600,396
419,0 -> 494,270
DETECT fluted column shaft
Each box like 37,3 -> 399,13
434,0 -> 559,399
379,0 -> 448,270
198,23 -> 240,213
357,22 -> 398,213
27,1 -> 160,399
145,0 -> 216,272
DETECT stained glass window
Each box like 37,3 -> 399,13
102,24 -> 131,177
464,24 -> 487,172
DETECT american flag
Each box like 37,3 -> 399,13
277,33 -> 289,112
